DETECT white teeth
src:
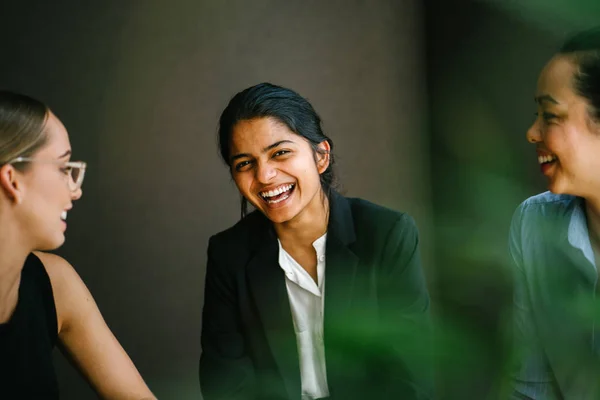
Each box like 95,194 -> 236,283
260,184 -> 294,199
538,154 -> 557,164
61,211 -> 67,221
268,194 -> 289,204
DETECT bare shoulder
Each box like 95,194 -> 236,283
33,251 -> 84,291
34,250 -> 76,275
33,251 -> 91,334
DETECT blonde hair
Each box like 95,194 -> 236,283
0,90 -> 49,169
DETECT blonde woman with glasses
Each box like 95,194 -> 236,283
0,91 -> 155,399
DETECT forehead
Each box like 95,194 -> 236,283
536,55 -> 578,101
231,117 -> 296,150
37,112 -> 71,155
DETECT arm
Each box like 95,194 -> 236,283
378,213 -> 433,399
506,206 -> 561,400
35,252 -> 156,400
199,237 -> 257,400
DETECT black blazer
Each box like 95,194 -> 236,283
200,191 -> 432,400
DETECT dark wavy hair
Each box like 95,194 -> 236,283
218,82 -> 337,218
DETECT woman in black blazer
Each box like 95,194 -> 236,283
200,83 -> 432,400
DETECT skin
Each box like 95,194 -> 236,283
0,112 -> 155,400
526,54 -> 600,264
229,117 -> 330,282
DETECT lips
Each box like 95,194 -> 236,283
259,183 -> 295,204
535,151 -> 558,177
537,153 -> 557,165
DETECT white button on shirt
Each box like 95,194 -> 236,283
278,233 -> 329,400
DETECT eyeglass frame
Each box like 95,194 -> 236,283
6,156 -> 87,192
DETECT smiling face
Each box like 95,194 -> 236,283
13,112 -> 83,250
229,117 -> 330,225
526,55 -> 600,196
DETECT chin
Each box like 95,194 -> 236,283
547,185 -> 563,194
262,209 -> 295,224
37,235 -> 65,251
547,179 -> 575,196
260,203 -> 304,224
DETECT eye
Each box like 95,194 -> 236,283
273,150 -> 290,157
234,160 -> 252,172
535,112 -> 558,123
535,112 -> 559,125
543,112 -> 558,121
60,166 -> 72,175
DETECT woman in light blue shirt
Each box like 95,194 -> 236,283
508,27 -> 600,399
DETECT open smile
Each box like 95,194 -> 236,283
537,152 -> 558,175
538,153 -> 557,166
259,183 -> 295,205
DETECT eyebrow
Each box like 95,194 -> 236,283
230,140 -> 295,163
534,94 -> 559,105
58,150 -> 72,159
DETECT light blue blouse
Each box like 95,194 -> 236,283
509,191 -> 600,399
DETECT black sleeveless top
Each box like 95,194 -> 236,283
0,253 -> 59,398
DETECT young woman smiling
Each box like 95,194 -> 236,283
200,83 -> 432,400
508,27 -> 600,399
0,91 -> 155,399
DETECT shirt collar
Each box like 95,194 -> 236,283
312,233 -> 327,258
568,197 -> 596,268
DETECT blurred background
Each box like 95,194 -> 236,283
1,0 -> 599,398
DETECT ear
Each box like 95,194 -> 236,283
0,164 -> 24,204
315,140 -> 331,174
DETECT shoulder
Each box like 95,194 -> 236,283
33,251 -> 79,288
33,252 -> 86,332
347,197 -> 405,219
512,191 -> 578,226
509,192 -> 577,261
345,197 -> 418,247
520,191 -> 576,210
207,210 -> 270,262
343,198 -> 421,278
210,210 -> 265,246
347,196 -> 415,229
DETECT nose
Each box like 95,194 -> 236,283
255,161 -> 277,183
526,118 -> 542,144
71,187 -> 83,201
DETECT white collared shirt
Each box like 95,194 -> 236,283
277,233 -> 329,400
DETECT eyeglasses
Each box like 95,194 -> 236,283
7,157 -> 87,192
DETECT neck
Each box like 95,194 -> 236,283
274,190 -> 329,248
0,218 -> 32,323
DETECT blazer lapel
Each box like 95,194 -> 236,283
246,217 -> 301,399
323,192 -> 359,367
244,192 -> 360,399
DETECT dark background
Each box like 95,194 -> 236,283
1,0 -> 599,398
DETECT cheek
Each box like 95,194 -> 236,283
557,129 -> 587,159
41,176 -> 72,206
577,141 -> 600,171
542,127 -> 562,149
233,174 -> 252,194
543,129 -> 575,163
288,154 -> 320,178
